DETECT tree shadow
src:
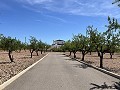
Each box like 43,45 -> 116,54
19,56 -> 31,59
84,61 -> 94,65
62,53 -> 66,55
104,57 -> 117,59
26,55 -> 38,56
65,58 -> 77,61
90,82 -> 120,90
0,61 -> 11,64
72,63 -> 88,69
87,55 -> 99,57
61,55 -> 68,57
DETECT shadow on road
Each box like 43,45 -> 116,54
65,58 -> 77,61
90,82 -> 120,90
72,63 -> 88,69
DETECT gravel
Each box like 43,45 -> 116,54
0,50 -> 46,85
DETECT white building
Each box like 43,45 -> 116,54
52,40 -> 65,48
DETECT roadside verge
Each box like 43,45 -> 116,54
0,53 -> 49,90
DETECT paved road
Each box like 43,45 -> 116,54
4,52 -> 120,90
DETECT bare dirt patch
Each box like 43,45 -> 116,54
65,52 -> 120,75
0,50 -> 46,85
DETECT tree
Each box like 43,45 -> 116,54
36,40 -> 44,55
76,34 -> 90,61
15,39 -> 22,52
45,44 -> 51,52
86,26 -> 96,55
0,34 -> 4,50
71,36 -> 80,58
21,43 -> 28,52
62,40 -> 72,56
112,0 -> 120,6
105,16 -> 120,59
29,36 -> 38,58
87,26 -> 101,56
0,36 -> 20,62
87,26 -> 107,68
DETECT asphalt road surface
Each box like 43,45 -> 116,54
4,52 -> 120,90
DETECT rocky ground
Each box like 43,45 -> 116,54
65,52 -> 120,75
0,50 -> 46,85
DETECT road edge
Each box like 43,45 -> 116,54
78,60 -> 120,80
66,55 -> 120,80
0,53 -> 49,90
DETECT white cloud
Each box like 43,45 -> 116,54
44,14 -> 67,23
19,0 -> 53,5
18,0 -> 120,18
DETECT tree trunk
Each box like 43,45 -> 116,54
98,52 -> 100,56
110,53 -> 113,59
73,52 -> 76,58
100,53 -> 103,68
8,50 -> 14,62
69,51 -> 71,56
36,50 -> 39,56
41,50 -> 43,54
90,51 -> 91,55
30,50 -> 34,58
82,53 -> 85,61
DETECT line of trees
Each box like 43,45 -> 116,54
61,16 -> 120,68
0,35 -> 50,62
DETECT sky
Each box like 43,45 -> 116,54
0,0 -> 120,44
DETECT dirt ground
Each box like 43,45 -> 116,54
65,52 -> 120,75
0,50 -> 46,85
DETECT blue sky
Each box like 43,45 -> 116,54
0,0 -> 120,44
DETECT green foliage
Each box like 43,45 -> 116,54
0,35 -> 22,62
36,40 -> 44,50
75,34 -> 90,61
62,40 -> 72,52
0,34 -> 48,61
112,0 -> 120,6
29,36 -> 38,51
1,36 -> 19,52
28,36 -> 48,57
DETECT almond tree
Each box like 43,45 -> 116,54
87,27 -> 107,68
87,26 -> 101,56
76,34 -> 90,61
36,40 -> 45,55
0,36 -> 20,62
29,36 -> 38,58
44,43 -> 51,52
105,16 -> 120,59
61,40 -> 72,56
71,35 -> 80,58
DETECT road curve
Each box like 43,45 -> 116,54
4,52 -> 120,90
